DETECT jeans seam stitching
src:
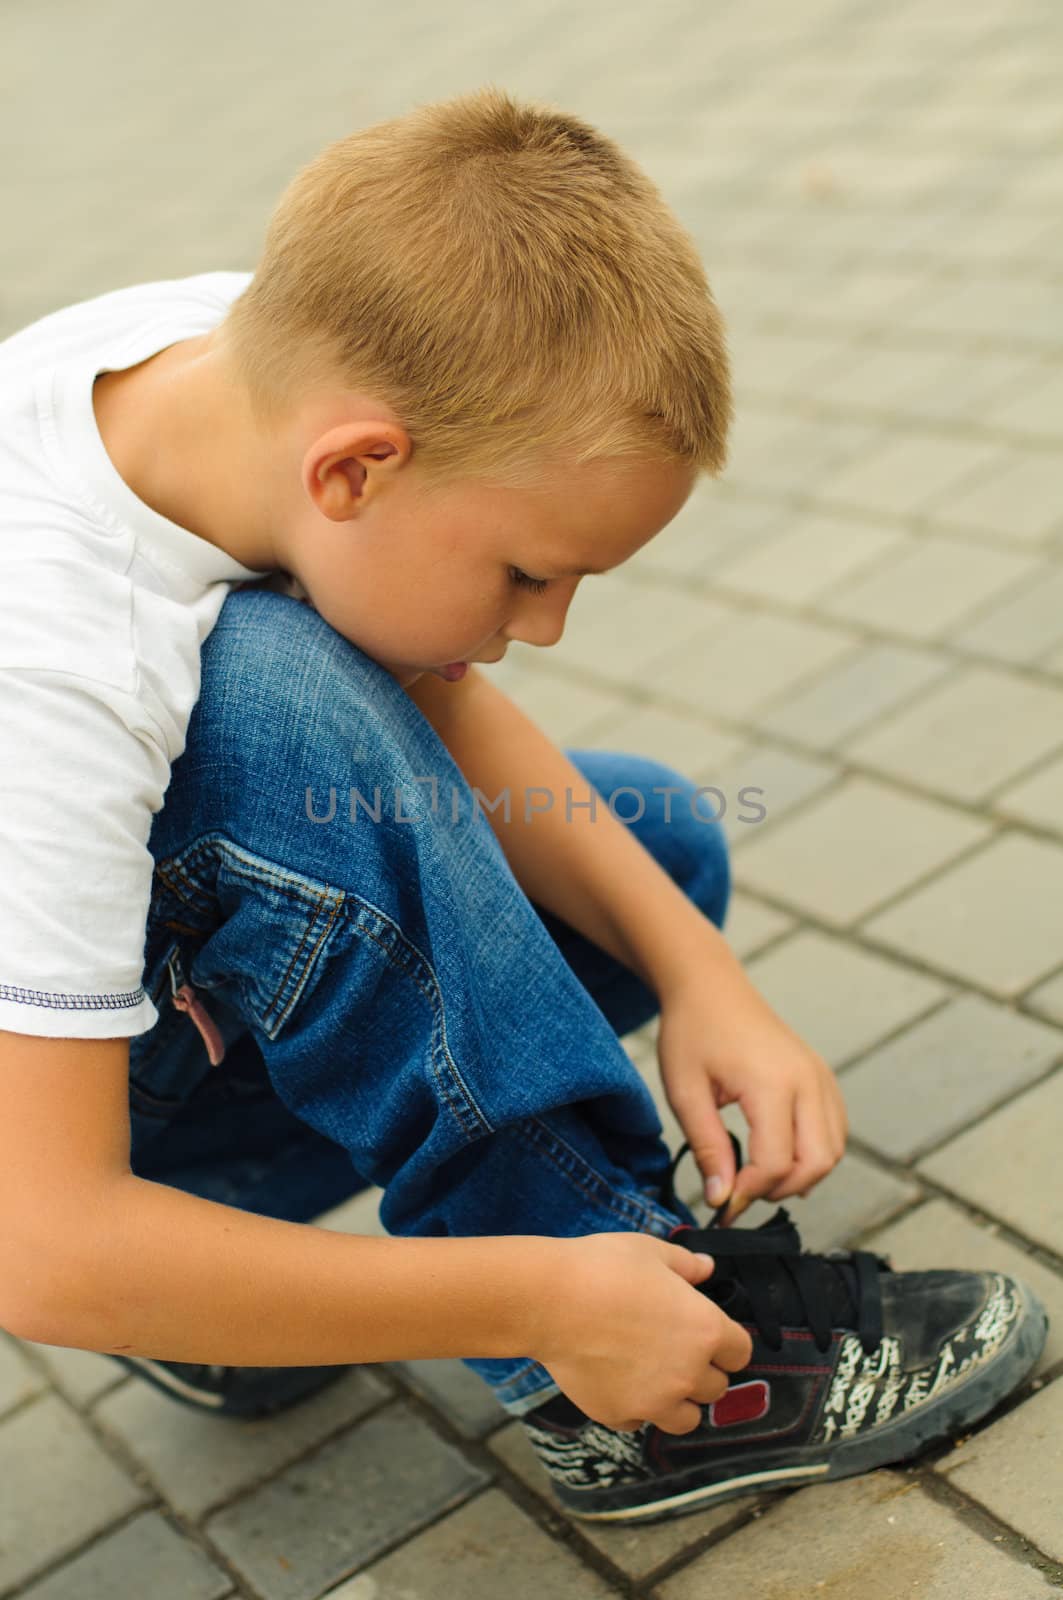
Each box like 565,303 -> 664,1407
519,1116 -> 673,1233
349,905 -> 492,1138
264,888 -> 345,1034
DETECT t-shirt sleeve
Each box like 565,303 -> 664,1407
0,669 -> 167,1038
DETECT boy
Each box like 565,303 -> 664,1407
0,86 -> 1045,1525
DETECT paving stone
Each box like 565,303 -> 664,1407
810,434 -> 994,521
709,741 -> 840,854
630,487 -> 785,582
95,1366 -> 390,1521
985,364 -> 1063,442
0,1334 -> 46,1418
729,329 -> 858,397
756,640 -> 952,751
994,752 -> 1063,835
865,833 -> 1063,997
841,993 -> 1063,1161
711,1135 -> 921,1251
723,891 -> 797,961
491,652 -> 633,746
940,1378 -> 1063,1562
1025,967 -> 1063,1024
818,538 -> 1039,640
19,1342 -> 127,1408
327,1487 -> 619,1599
647,611 -> 857,722
653,1468 -> 1057,1599
919,1068 -> 1063,1256
313,1183 -> 388,1238
813,344 -> 968,415
901,274 -> 1063,348
552,585 -> 734,687
846,664 -> 1063,804
0,1395 -> 147,1592
388,1358 -> 506,1439
867,1199 -> 1063,1374
745,927 -> 951,1071
489,1418 -> 760,1583
206,1402 -> 489,1600
927,449 -> 1063,544
735,776 -> 990,927
577,703 -> 745,785
950,565 -> 1063,665
726,416 -> 881,499
18,1511 -> 233,1600
868,350 -> 1038,428
712,515 -> 904,608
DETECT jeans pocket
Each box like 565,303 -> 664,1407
148,833 -> 347,1042
128,939 -> 212,1118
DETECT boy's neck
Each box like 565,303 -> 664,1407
92,333 -> 282,573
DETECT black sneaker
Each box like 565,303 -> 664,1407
105,1355 -> 351,1419
522,1139 -> 1048,1525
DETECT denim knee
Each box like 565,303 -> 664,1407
646,762 -> 732,931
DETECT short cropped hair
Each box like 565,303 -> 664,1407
219,85 -> 732,488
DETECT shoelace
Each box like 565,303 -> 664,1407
661,1137 -> 890,1356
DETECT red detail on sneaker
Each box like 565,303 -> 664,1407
709,1379 -> 770,1428
667,1224 -> 693,1240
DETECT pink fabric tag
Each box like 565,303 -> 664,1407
171,983 -> 227,1066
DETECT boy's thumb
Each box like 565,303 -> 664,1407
689,1113 -> 737,1210
665,1241 -> 715,1284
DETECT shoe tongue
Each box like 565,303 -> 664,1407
681,1216 -> 860,1333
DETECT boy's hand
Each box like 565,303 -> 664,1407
656,972 -> 848,1223
531,1233 -> 753,1433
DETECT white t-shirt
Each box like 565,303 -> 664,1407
0,271 -> 288,1038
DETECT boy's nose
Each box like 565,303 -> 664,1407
504,586 -> 577,649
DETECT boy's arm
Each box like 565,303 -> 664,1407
0,1029 -> 753,1437
405,669 -> 848,1217
0,1031 -> 558,1364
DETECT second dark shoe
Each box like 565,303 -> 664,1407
105,1354 -> 351,1418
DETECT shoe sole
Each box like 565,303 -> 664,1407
552,1279 -> 1049,1525
106,1355 -> 347,1418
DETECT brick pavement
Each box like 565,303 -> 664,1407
2,0 -> 1062,1594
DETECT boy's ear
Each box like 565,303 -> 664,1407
304,427 -> 408,519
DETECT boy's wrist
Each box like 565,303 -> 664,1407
500,1236 -> 573,1361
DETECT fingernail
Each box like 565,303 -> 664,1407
724,1194 -> 751,1224
707,1176 -> 729,1206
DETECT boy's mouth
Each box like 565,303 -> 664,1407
432,649 -> 506,680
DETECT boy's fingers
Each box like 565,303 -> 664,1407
685,1105 -> 738,1209
728,1093 -> 794,1215
652,1397 -> 706,1436
714,1317 -> 754,1373
770,1088 -> 836,1199
664,1243 -> 716,1284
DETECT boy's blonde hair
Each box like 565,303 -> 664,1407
220,85 -> 732,489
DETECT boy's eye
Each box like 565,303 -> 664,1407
509,567 -> 549,594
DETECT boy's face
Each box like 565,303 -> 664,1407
94,330 -> 697,691
290,445 -> 698,691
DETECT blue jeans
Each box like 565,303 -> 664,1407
130,587 -> 729,1415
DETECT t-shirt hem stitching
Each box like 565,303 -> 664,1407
0,982 -> 148,1012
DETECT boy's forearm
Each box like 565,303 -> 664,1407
23,1173 -> 561,1367
412,668 -> 747,1004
